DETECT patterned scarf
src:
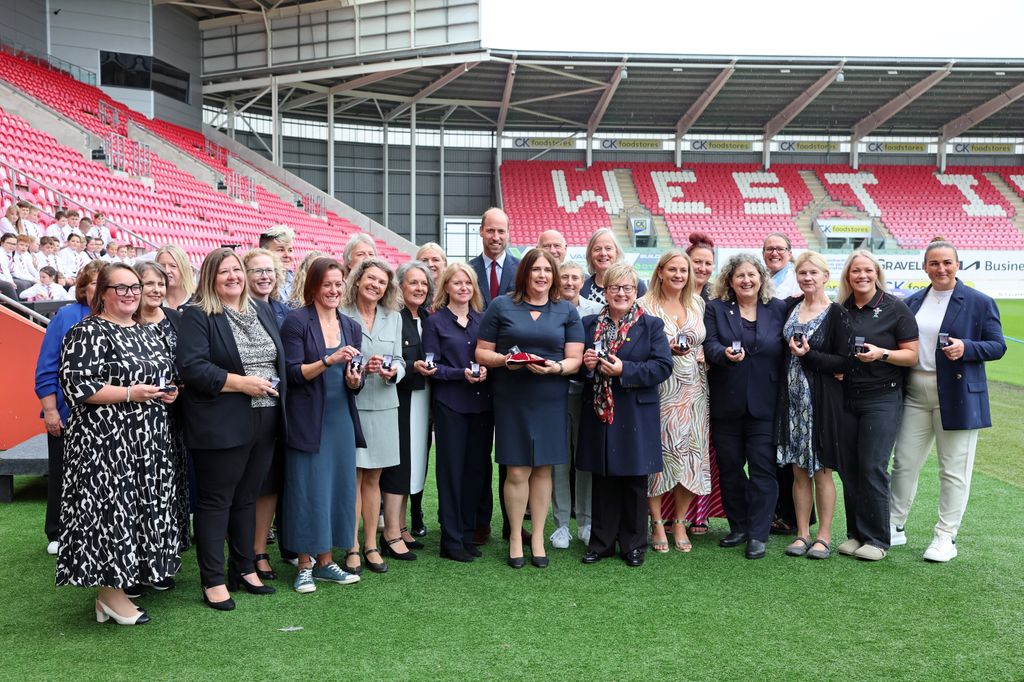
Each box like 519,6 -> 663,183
592,302 -> 644,424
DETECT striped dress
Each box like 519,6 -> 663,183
641,294 -> 711,498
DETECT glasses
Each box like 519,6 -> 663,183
107,284 -> 142,296
246,268 -> 275,277
606,285 -> 636,294
763,246 -> 790,253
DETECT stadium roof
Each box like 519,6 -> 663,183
201,45 -> 1024,139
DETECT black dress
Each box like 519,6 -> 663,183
477,296 -> 584,467
56,317 -> 184,588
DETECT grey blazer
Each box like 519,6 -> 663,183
342,304 -> 407,411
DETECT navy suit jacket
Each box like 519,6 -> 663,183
281,305 -> 366,452
703,296 -> 788,421
469,251 -> 520,306
904,279 -> 1005,429
177,299 -> 288,450
576,313 -> 673,477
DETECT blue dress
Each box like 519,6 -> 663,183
477,296 -> 584,467
283,346 -> 357,556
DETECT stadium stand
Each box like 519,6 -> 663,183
500,160 -> 1024,250
0,50 -> 407,268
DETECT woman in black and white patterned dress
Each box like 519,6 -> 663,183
57,263 -> 183,626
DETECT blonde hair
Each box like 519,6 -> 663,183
243,247 -> 283,301
837,249 -> 887,303
343,257 -> 400,311
603,262 -> 639,289
193,248 -> 251,315
155,244 -> 196,296
647,248 -> 699,317
793,250 -> 830,277
415,242 -> 447,266
712,253 -> 775,304
432,262 -> 484,312
584,228 -> 625,276
288,251 -> 326,307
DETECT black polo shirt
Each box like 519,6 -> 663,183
844,289 -> 919,395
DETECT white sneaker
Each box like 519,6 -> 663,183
46,541 -> 59,555
923,533 -> 957,563
578,524 -> 592,546
549,525 -> 572,549
890,524 -> 907,547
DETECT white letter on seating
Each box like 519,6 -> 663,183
651,171 -> 711,214
823,172 -> 881,217
551,170 -> 624,215
732,172 -> 791,215
935,174 -> 1007,217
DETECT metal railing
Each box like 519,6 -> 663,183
223,170 -> 256,203
98,101 -> 121,129
0,291 -> 51,326
0,158 -> 157,253
102,132 -> 152,178
302,193 -> 326,218
205,139 -> 227,165
0,34 -> 96,87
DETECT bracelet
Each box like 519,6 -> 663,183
556,360 -> 564,376
126,386 -> 131,403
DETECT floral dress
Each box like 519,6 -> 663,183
777,302 -> 830,475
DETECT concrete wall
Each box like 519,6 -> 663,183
48,0 -> 154,117
152,4 -> 202,130
0,0 -> 48,55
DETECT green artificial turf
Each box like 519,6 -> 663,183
989,299 -> 1024,387
1,380 -> 1023,681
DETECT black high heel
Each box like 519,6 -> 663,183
399,527 -> 424,550
201,587 -> 235,611
227,569 -> 276,595
254,553 -> 277,580
381,535 -> 417,561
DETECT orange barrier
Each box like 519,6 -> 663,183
0,306 -> 45,449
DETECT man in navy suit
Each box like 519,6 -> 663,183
467,207 -> 520,544
468,208 -> 520,307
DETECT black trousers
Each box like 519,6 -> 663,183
191,407 -> 278,587
45,433 -> 64,542
435,404 -> 494,552
712,415 -> 778,542
588,473 -> 648,557
839,389 -> 902,550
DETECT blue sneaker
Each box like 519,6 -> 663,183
312,562 -> 360,585
293,568 -> 316,593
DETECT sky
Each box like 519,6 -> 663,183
480,0 -> 1024,60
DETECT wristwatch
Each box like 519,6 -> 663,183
322,354 -> 332,367
881,350 -> 890,363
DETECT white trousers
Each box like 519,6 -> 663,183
551,393 -> 593,528
890,370 -> 979,538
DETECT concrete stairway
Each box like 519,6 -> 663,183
612,168 -> 671,247
984,173 -> 1024,239
797,170 -> 897,247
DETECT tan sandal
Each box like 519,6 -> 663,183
650,519 -> 670,553
672,519 -> 692,553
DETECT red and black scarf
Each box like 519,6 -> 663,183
592,302 -> 643,424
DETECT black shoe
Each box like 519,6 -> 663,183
143,577 -> 175,591
381,535 -> 417,561
411,523 -> 428,538
253,553 -> 277,581
400,527 -> 424,550
581,551 -> 602,565
531,555 -> 549,569
508,554 -> 526,569
464,544 -> 482,558
770,517 -> 796,536
623,549 -> 645,567
227,570 -> 276,595
343,550 -> 363,576
123,584 -> 145,599
363,547 -> 389,573
719,531 -> 748,548
202,588 -> 236,611
440,547 -> 475,563
474,526 -> 492,545
745,539 -> 767,560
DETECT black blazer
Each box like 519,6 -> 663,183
703,296 -> 787,421
281,305 -> 365,453
397,305 -> 430,392
161,305 -> 181,334
576,313 -> 673,477
176,299 -> 288,450
469,251 -> 520,306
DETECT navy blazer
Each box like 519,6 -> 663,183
176,299 -> 288,450
703,297 -> 788,421
468,251 -> 520,306
281,305 -> 366,453
576,313 -> 673,477
904,279 -> 1006,430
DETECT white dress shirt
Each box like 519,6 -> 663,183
19,282 -> 71,301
